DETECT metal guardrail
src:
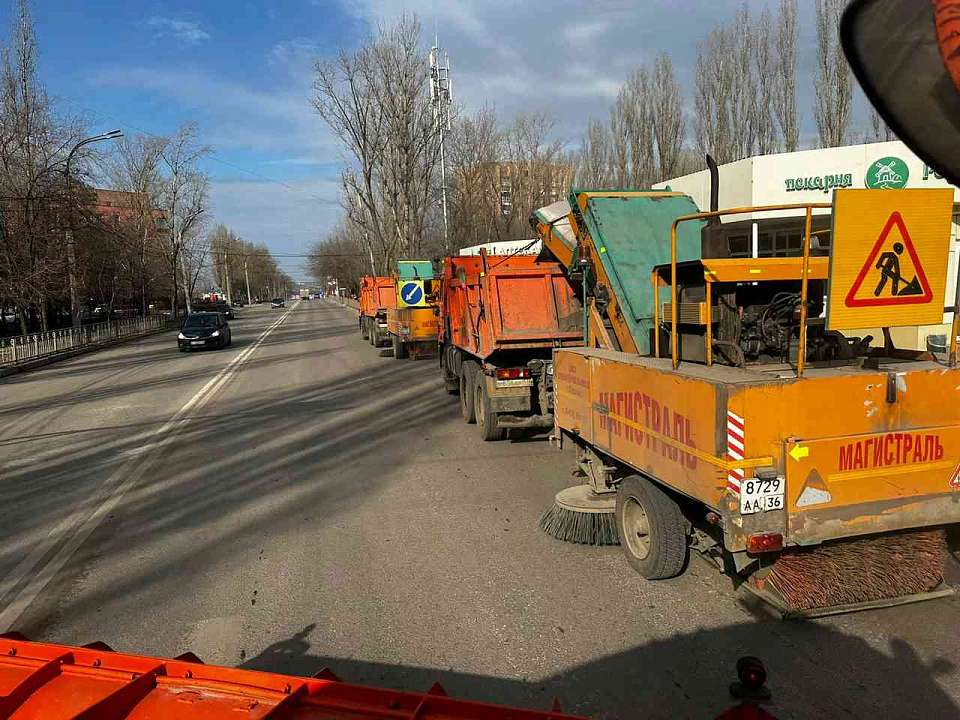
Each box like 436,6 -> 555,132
0,315 -> 173,366
327,295 -> 359,310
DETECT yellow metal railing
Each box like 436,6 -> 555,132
667,203 -> 832,377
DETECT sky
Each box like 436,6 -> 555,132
13,0 -> 856,280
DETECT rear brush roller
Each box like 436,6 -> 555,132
539,485 -> 619,546
757,528 -> 946,611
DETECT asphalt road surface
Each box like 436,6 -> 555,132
2,300 -> 960,719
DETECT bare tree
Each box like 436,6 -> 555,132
694,26 -> 736,163
814,0 -> 853,147
497,112 -> 568,241
313,14 -> 441,273
621,68 -> 656,187
308,221 -> 367,292
105,134 -> 165,315
575,119 -> 612,187
774,0 -> 800,151
447,105 -> 502,248
752,9 -> 778,154
868,106 -> 896,142
313,39 -> 386,268
0,0 -> 85,333
158,123 -> 210,315
728,6 -> 759,161
651,54 -> 684,180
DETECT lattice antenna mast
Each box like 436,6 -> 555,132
429,38 -> 453,252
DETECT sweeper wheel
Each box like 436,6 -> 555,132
616,475 -> 687,580
538,485 -> 617,545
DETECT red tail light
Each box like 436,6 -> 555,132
746,532 -> 783,554
496,367 -> 530,380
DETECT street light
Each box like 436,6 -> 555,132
64,129 -> 124,328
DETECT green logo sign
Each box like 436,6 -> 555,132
865,156 -> 909,189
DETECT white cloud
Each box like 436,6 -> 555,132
86,40 -> 346,263
87,64 -> 337,158
335,0 -> 799,143
147,16 -> 211,43
563,20 -> 611,47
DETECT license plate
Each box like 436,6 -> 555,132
740,476 -> 785,515
190,340 -> 204,345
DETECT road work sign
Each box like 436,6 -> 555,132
398,280 -> 426,307
827,188 -> 953,330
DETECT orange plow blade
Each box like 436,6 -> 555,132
0,635 -> 584,720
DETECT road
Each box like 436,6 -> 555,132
1,300 -> 960,719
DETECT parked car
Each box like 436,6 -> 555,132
177,312 -> 232,351
271,298 -> 285,308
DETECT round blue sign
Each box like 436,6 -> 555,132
400,281 -> 424,305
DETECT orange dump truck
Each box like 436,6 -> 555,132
438,251 -> 582,441
358,275 -> 396,348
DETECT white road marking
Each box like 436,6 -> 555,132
0,302 -> 300,631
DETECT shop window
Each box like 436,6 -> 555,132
727,234 -> 749,257
757,232 -> 775,257
499,180 -> 512,216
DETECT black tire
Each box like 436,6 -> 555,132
460,361 -> 477,423
441,346 -> 459,394
615,474 -> 687,580
474,372 -> 505,441
360,316 -> 368,339
370,321 -> 378,347
392,334 -> 408,359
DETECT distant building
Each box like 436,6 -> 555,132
483,161 -> 573,216
91,188 -> 165,230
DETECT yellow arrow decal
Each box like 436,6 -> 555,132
789,444 -> 809,462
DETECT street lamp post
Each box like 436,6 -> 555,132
64,129 -> 123,328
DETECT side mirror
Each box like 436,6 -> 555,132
842,0 -> 960,186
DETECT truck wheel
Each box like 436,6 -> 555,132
370,322 -> 378,347
474,373 -> 505,441
460,362 -> 477,423
392,334 -> 408,359
441,347 -> 459,394
360,316 -> 368,339
615,474 -> 687,580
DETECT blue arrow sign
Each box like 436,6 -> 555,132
400,281 -> 424,306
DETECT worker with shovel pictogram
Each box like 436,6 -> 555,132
874,242 -> 922,297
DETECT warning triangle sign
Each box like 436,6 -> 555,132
844,211 -> 933,307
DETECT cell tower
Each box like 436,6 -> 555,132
429,39 -> 452,252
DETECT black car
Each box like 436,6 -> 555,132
178,312 -> 232,351
271,297 -> 285,308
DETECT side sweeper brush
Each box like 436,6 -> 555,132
755,528 -> 947,612
539,485 -> 618,545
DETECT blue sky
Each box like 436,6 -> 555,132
16,1 -> 858,280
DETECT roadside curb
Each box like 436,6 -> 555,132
0,325 -> 175,380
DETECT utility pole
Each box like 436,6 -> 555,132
63,130 -> 123,328
223,252 -> 233,305
430,40 -> 453,254
178,234 -> 192,315
244,259 -> 252,305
